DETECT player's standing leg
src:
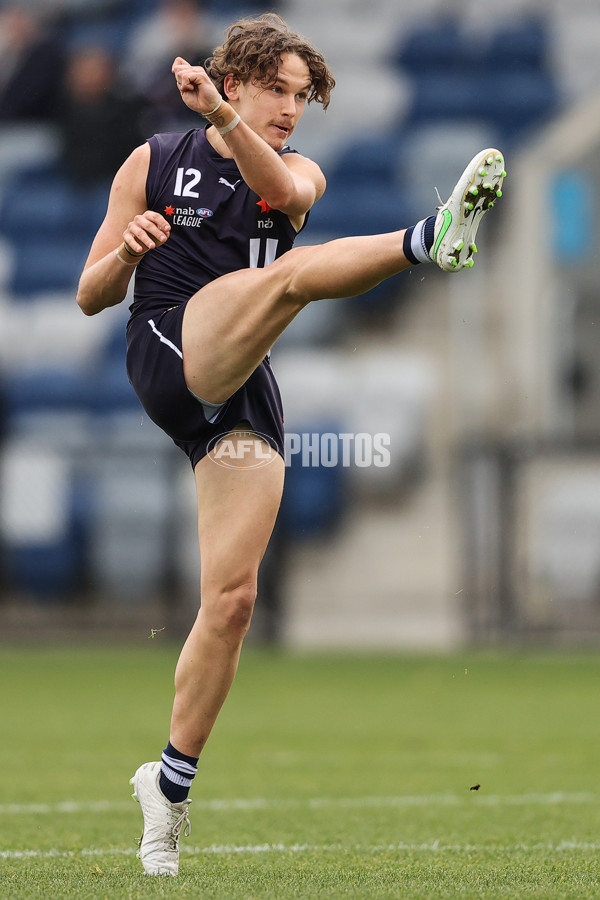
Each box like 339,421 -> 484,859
169,432 -> 285,756
131,427 -> 284,875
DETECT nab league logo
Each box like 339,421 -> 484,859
164,205 -> 213,228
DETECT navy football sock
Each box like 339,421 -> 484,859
159,742 -> 199,804
402,215 -> 436,265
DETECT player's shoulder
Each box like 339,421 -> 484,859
281,149 -> 326,196
149,127 -> 205,154
280,147 -> 321,172
111,142 -> 151,189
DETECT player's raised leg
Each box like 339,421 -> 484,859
182,148 -> 506,405
182,230 -> 412,404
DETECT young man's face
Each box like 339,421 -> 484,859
228,53 -> 312,150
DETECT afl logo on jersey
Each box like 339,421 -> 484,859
196,207 -> 213,217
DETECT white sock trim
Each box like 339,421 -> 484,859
160,767 -> 194,788
161,751 -> 198,787
410,218 -> 432,264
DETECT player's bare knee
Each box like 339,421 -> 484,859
277,246 -> 313,309
207,582 -> 257,642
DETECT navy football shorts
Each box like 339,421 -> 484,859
126,304 -> 285,469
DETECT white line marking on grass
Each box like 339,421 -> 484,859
3,840 -> 600,861
307,792 -> 600,809
0,801 -> 134,815
1,791 -> 598,816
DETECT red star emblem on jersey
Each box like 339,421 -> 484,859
256,198 -> 272,213
164,205 -> 175,216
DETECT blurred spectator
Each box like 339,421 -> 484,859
57,45 -> 147,187
123,0 -> 214,132
0,5 -> 65,122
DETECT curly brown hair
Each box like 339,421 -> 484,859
205,13 -> 335,110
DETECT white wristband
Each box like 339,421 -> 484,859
116,248 -> 139,266
217,114 -> 241,135
203,97 -> 223,117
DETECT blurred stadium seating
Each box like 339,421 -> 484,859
1,0 -> 598,644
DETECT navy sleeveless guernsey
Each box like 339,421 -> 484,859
126,127 -> 305,468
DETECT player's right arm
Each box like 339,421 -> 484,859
76,143 -> 171,316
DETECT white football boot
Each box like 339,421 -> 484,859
130,761 -> 191,876
430,148 -> 506,272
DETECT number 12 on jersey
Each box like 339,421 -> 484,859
174,167 -> 201,198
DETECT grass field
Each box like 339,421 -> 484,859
1,642 -> 600,898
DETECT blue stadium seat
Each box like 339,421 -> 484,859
4,362 -> 140,423
325,135 -> 402,190
0,164 -> 108,296
389,20 -> 472,75
0,438 -> 84,598
6,540 -> 81,598
390,16 -> 559,147
4,369 -> 89,420
85,359 -> 142,415
310,133 -> 410,240
486,19 -> 550,74
309,182 -> 408,238
406,70 -> 557,145
0,165 -> 108,236
8,235 -> 90,296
